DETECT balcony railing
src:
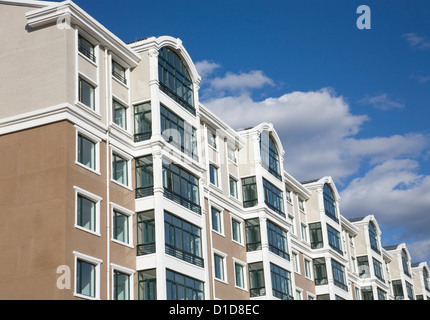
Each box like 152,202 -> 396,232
159,83 -> 195,116
78,45 -> 96,62
136,186 -> 154,199
250,287 -> 266,298
137,243 -> 155,256
272,289 -> 294,300
163,189 -> 201,215
165,244 -> 204,268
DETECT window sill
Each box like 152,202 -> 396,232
75,161 -> 101,176
110,178 -> 133,192
112,75 -> 130,90
74,225 -> 101,237
75,101 -> 102,120
78,51 -> 98,68
111,238 -> 134,249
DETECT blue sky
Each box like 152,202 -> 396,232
53,0 -> 430,265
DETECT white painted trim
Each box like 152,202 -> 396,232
110,202 -> 134,248
73,251 -> 103,300
110,263 -> 135,300
73,186 -> 102,237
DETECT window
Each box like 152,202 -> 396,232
79,78 -> 95,110
260,131 -> 281,180
113,100 -> 127,129
369,222 -> 380,254
245,219 -> 261,252
207,129 -> 217,149
138,270 -> 156,300
211,207 -> 223,234
313,258 -> 328,285
406,281 -> 414,300
249,262 -> 265,297
242,176 -> 258,208
285,187 -> 292,203
164,212 -> 203,267
76,259 -> 96,298
112,153 -> 129,186
113,269 -> 130,300
158,47 -> 194,115
377,288 -> 386,300
134,102 -> 152,142
298,199 -> 305,212
112,60 -> 127,85
361,287 -> 374,300
78,35 -> 95,62
209,164 -> 219,187
331,259 -> 347,291
292,253 -> 299,273
323,184 -> 338,222
327,224 -> 343,255
304,259 -> 312,279
287,215 -> 295,235
161,105 -> 198,160
166,269 -> 204,300
357,256 -> 371,278
267,221 -> 289,260
270,263 -> 293,300
402,249 -> 411,277
263,178 -> 285,217
373,258 -> 385,282
112,209 -> 131,245
137,211 -> 155,256
77,133 -> 97,171
214,254 -> 226,281
309,222 -> 323,249
135,156 -> 153,198
301,224 -> 308,242
392,280 -> 404,300
231,218 -> 242,244
74,252 -> 102,300
234,262 -> 246,289
162,162 -> 200,214
227,145 -> 237,163
74,187 -> 101,235
229,176 -> 238,199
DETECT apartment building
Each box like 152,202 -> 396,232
0,0 -> 429,300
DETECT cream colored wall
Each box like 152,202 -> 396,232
130,51 -> 151,103
0,4 -> 75,118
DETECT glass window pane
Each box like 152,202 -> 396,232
77,260 -> 95,297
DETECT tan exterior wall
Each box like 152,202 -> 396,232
293,252 -> 316,299
0,4 -> 75,118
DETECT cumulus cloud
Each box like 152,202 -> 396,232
402,32 -> 430,50
203,88 -> 429,183
195,60 -> 220,78
340,159 -> 430,242
360,93 -> 405,110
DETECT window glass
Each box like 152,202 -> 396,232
113,100 -> 127,129
113,153 -> 128,186
77,194 -> 96,232
78,134 -> 96,170
79,78 -> 95,110
113,210 -> 129,244
77,260 -> 95,297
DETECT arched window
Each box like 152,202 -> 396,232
260,131 -> 281,180
323,184 -> 338,222
158,47 -> 195,115
369,222 -> 380,253
402,249 -> 411,277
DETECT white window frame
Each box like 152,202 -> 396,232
73,251 -> 103,300
301,223 -> 308,242
111,263 -> 135,300
110,146 -> 133,190
74,186 -> 102,236
77,73 -> 100,118
213,249 -> 228,284
231,215 -> 244,245
110,202 -> 134,248
233,258 -> 247,290
229,175 -> 239,199
112,96 -> 130,133
111,55 -> 130,89
304,258 -> 313,280
209,163 -> 220,188
292,251 -> 300,274
227,144 -> 238,164
75,126 -> 101,175
211,205 -> 224,236
77,28 -> 99,67
299,198 -> 306,212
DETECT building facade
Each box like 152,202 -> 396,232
0,0 -> 429,300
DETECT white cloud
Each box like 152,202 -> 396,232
402,32 -> 430,50
360,93 -> 405,110
407,239 -> 430,262
340,159 -> 430,240
195,60 -> 220,78
410,73 -> 430,84
209,70 -> 274,94
204,88 -> 429,183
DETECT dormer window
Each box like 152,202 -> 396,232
158,47 -> 195,115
